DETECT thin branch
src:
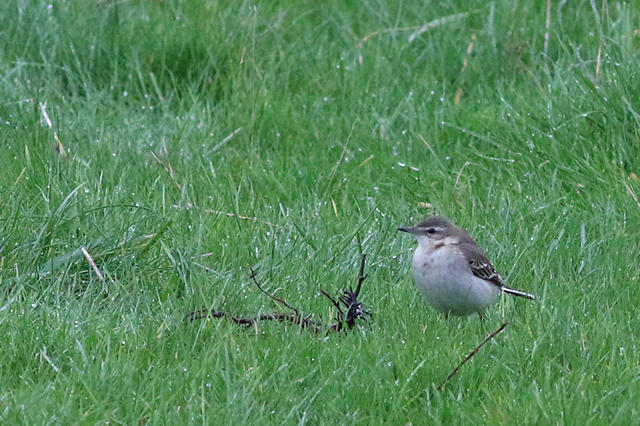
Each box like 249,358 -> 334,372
339,254 -> 371,328
438,321 -> 509,391
185,309 -> 211,322
320,289 -> 345,320
187,256 -> 370,333
184,310 -> 327,333
354,253 -> 368,296
249,267 -> 300,319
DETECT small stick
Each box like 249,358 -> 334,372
185,309 -> 211,322
184,309 -> 325,332
249,268 -> 300,319
186,256 -> 370,332
338,254 -> 371,328
354,254 -> 368,296
437,321 -> 509,391
320,289 -> 345,319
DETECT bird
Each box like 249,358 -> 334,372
398,216 -> 535,318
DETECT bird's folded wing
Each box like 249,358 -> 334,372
458,242 -> 503,286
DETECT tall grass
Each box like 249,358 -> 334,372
1,0 -> 640,424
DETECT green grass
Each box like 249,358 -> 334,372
2,0 -> 640,424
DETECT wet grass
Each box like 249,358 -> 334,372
1,0 -> 640,424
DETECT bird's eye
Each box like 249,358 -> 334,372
427,228 -> 436,234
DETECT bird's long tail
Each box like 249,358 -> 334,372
502,286 -> 536,300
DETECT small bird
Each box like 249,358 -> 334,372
398,216 -> 535,318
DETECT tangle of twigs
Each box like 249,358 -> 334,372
186,254 -> 371,333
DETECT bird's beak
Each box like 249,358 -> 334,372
398,227 -> 418,234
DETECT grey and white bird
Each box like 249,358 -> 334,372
399,216 -> 535,318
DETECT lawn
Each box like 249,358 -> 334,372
1,0 -> 640,424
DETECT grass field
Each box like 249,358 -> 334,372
2,0 -> 640,424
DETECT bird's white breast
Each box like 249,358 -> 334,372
411,239 -> 501,317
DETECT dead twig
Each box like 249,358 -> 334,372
186,255 -> 371,333
184,309 -> 325,332
339,254 -> 371,328
249,267 -> 300,319
319,289 -> 345,320
438,321 -> 509,391
319,254 -> 371,330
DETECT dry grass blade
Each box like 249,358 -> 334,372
80,247 -> 106,284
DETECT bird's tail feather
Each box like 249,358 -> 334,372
502,286 -> 536,300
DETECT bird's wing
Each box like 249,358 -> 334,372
458,242 -> 503,286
